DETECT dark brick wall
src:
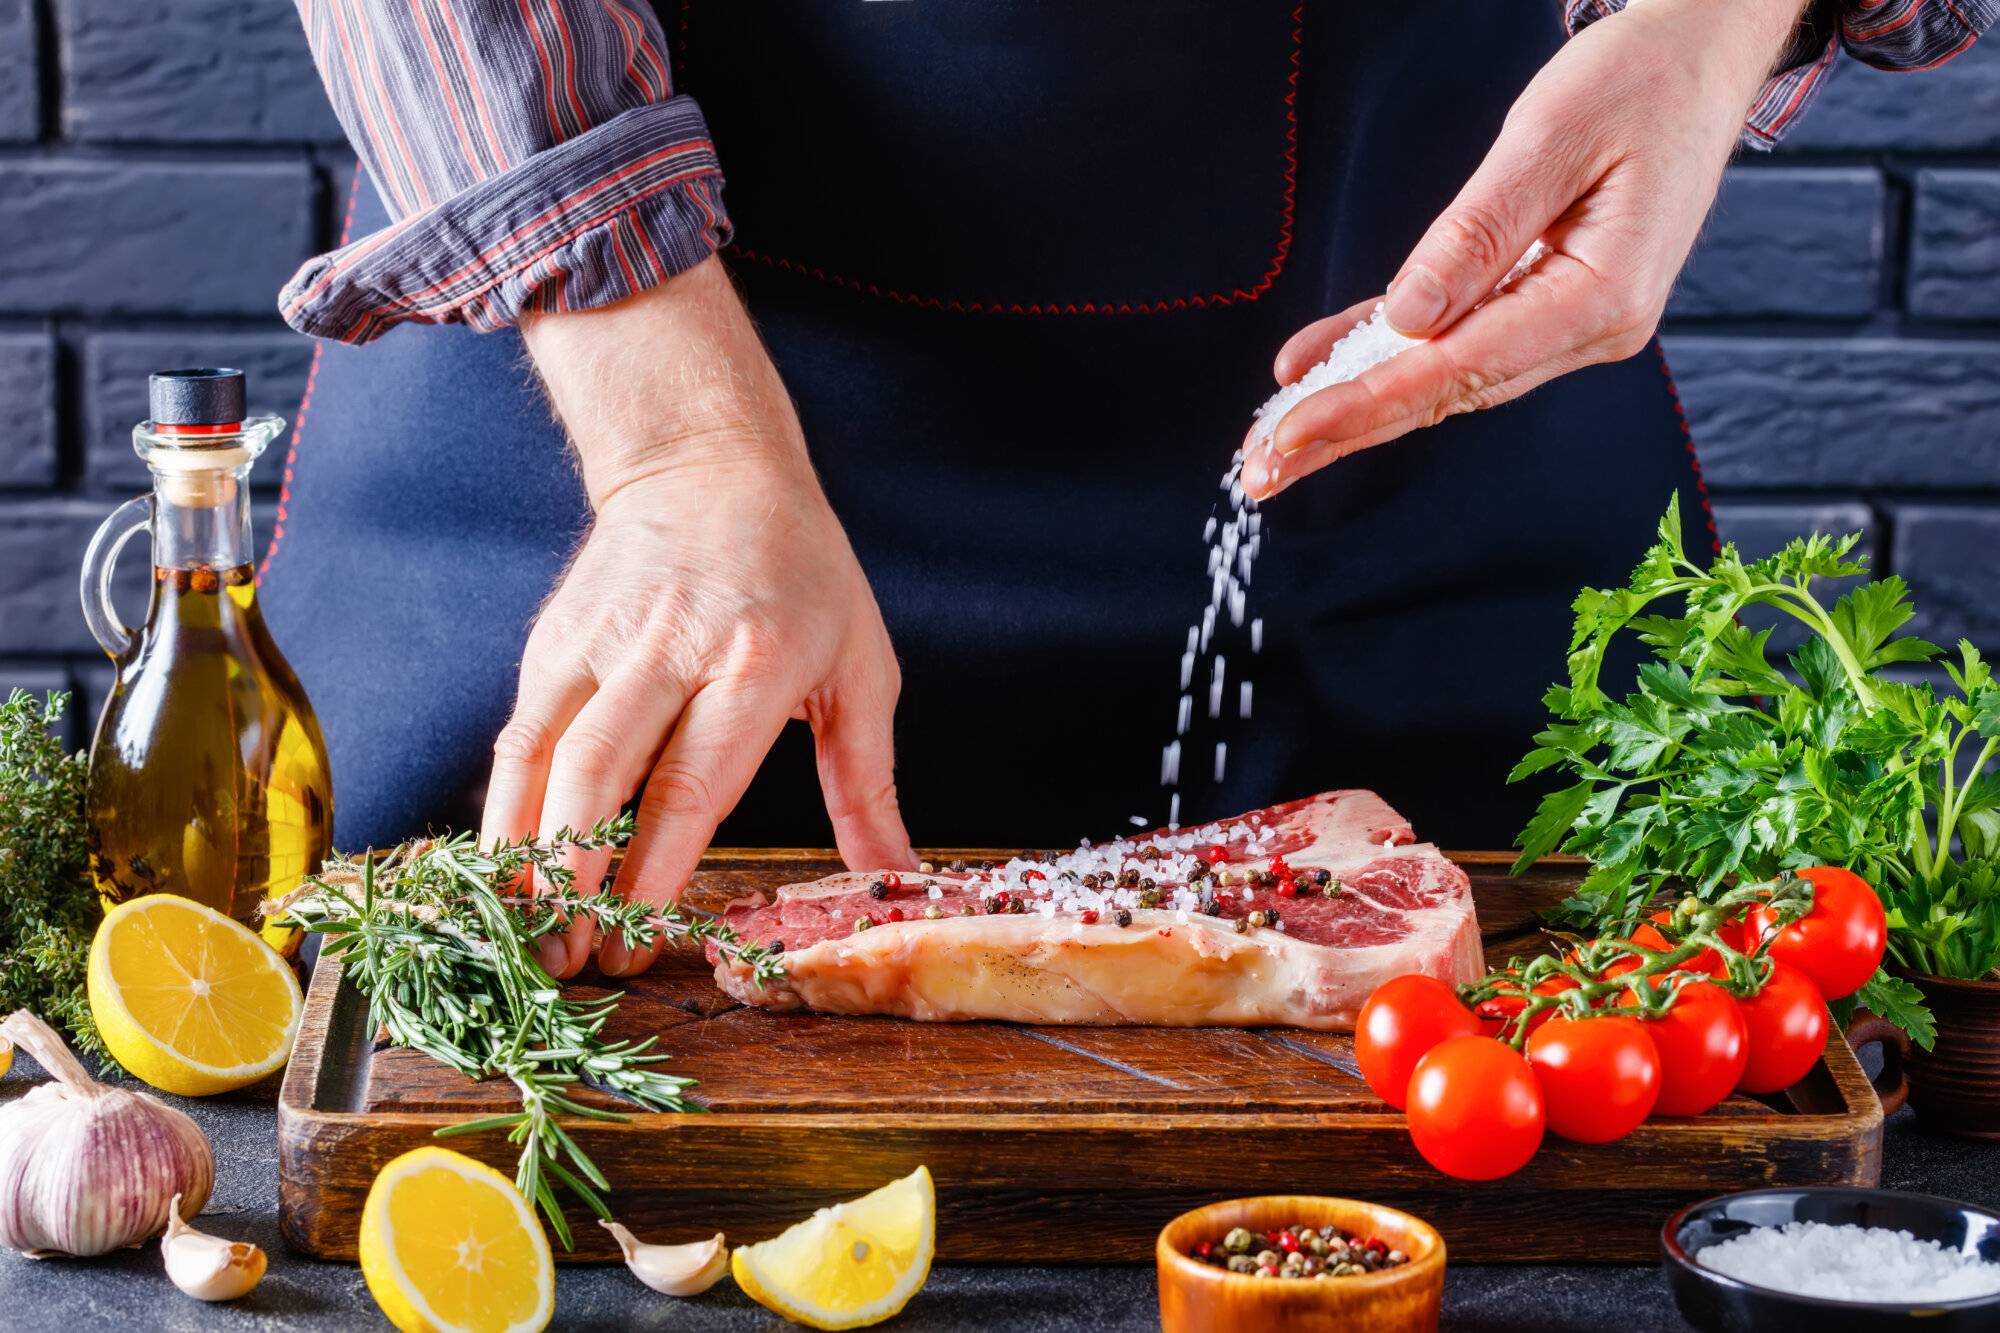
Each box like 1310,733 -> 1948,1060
0,6 -> 1996,745
1663,40 -> 2000,664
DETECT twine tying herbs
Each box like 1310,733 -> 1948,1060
271,814 -> 783,1248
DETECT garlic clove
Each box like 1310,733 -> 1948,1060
600,1220 -> 728,1296
161,1194 -> 268,1302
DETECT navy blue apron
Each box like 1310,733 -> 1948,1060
263,0 -> 1712,854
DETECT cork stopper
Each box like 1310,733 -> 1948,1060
148,441 -> 254,507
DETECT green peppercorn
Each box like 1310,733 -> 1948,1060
1222,1228 -> 1254,1254
1226,1255 -> 1258,1274
1247,910 -> 1269,929
1137,889 -> 1162,909
923,905 -> 944,920
1255,1250 -> 1280,1268
853,917 -> 873,932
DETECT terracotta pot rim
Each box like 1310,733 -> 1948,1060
1155,1194 -> 1446,1296
1892,968 -> 2000,996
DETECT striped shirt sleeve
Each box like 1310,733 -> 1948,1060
280,0 -> 729,344
1565,0 -> 1997,149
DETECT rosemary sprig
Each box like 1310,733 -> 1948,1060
275,815 -> 781,1247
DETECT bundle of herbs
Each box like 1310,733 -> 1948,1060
0,691 -> 104,1058
272,816 -> 783,1247
1511,499 -> 1999,1047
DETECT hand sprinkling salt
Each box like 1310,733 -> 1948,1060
1153,243 -> 1548,827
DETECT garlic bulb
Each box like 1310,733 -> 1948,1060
161,1194 -> 266,1300
0,1010 -> 214,1257
600,1220 -> 729,1296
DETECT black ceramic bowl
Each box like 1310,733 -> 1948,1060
1662,1187 -> 2000,1332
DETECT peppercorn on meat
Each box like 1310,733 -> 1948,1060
709,791 -> 1480,1029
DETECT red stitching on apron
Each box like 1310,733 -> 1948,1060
258,162 -> 366,586
680,2 -> 1305,316
1652,338 -> 1722,557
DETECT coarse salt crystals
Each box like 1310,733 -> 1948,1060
1697,1221 -> 2000,1304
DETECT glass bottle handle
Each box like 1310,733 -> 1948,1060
80,494 -> 154,659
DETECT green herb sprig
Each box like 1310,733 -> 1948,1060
1511,499 -> 1999,1045
0,690 -> 104,1058
277,816 -> 782,1247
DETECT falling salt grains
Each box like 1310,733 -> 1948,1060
1209,656 -> 1227,719
1168,792 -> 1181,828
1177,695 -> 1192,735
1155,243 -> 1551,827
1213,742 -> 1228,784
1160,741 -> 1182,786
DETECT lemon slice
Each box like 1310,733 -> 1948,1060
359,1147 -> 554,1333
732,1165 -> 935,1329
0,1035 -> 11,1080
86,894 -> 302,1096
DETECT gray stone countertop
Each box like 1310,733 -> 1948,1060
1,1050 -> 1993,1332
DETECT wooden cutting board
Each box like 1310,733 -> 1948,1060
276,852 -> 1888,1264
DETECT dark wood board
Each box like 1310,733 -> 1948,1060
277,852 -> 1888,1264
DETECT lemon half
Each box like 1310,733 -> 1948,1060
87,894 -> 302,1095
732,1165 -> 935,1329
359,1146 -> 554,1333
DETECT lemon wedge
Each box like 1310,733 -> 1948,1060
359,1146 -> 553,1333
86,894 -> 302,1096
732,1165 -> 935,1329
0,1035 -> 11,1080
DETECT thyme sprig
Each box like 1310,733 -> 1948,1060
275,815 -> 782,1247
1461,877 -> 1814,1048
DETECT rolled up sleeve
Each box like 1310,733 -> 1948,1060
1565,0 -> 1997,149
282,0 -> 729,343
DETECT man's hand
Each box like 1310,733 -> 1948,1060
1244,0 -> 1810,500
488,255 -> 916,979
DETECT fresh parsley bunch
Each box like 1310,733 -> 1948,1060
1511,500 -> 1999,1046
0,690 -> 104,1058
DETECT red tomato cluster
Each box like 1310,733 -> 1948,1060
1352,867 -> 1886,1181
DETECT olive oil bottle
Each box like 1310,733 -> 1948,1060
81,368 -> 332,948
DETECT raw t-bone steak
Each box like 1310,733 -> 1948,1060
711,791 -> 1480,1030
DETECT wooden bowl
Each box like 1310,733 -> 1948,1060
1156,1195 -> 1446,1332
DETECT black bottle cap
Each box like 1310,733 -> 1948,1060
149,368 -> 246,426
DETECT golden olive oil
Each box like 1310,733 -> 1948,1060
82,370 -> 333,948
87,563 -> 332,937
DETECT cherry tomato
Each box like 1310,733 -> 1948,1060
1354,975 -> 1481,1109
1473,976 -> 1575,1040
1405,1036 -> 1546,1180
1526,1014 -> 1661,1143
1630,909 -> 1744,976
1622,979 -> 1748,1117
1747,867 -> 1886,1001
1734,960 -> 1830,1094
